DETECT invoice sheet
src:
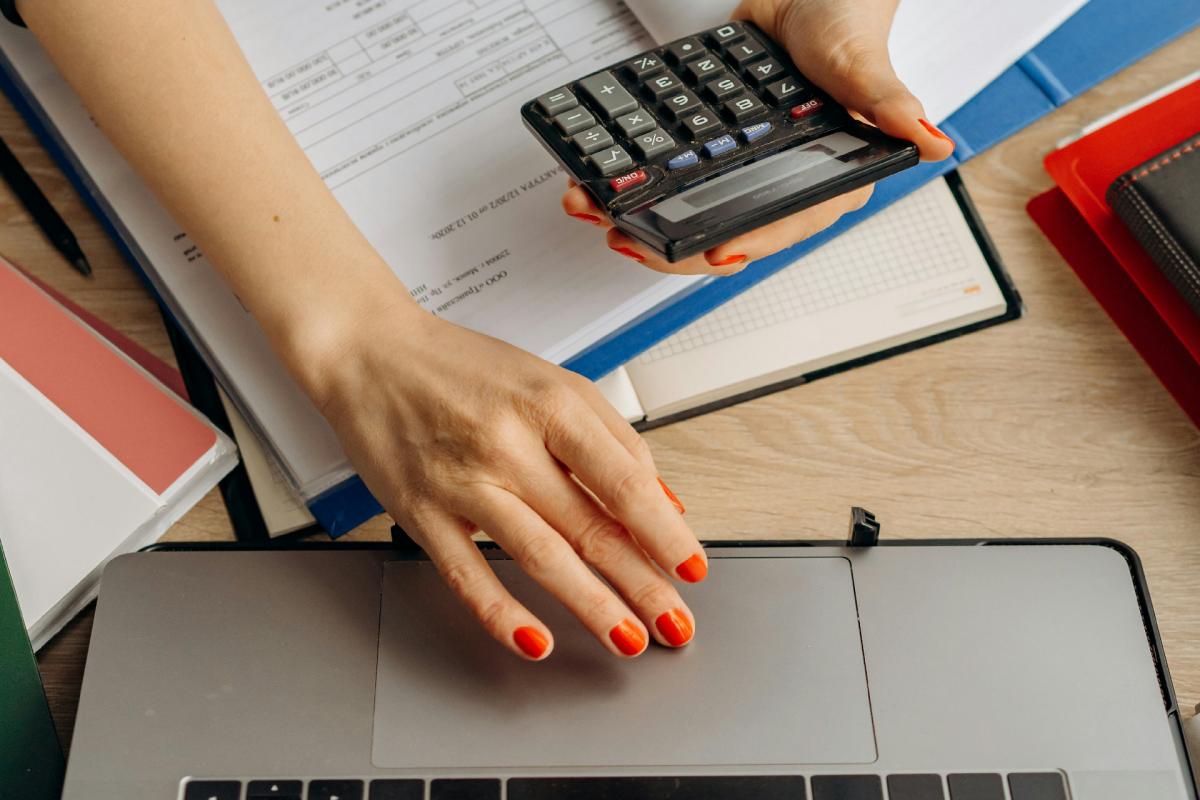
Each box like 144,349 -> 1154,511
220,0 -> 698,364
0,2 -> 695,499
626,0 -> 1088,123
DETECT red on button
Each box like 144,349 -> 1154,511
610,168 -> 648,192
790,98 -> 824,120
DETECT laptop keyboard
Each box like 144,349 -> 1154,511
184,771 -> 1068,799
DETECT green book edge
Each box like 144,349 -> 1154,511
0,540 -> 65,797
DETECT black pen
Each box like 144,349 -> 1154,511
0,135 -> 91,276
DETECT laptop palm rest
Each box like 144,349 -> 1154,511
372,556 -> 875,769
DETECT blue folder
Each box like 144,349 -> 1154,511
3,0 -> 1195,537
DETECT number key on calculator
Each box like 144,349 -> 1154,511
521,22 -> 919,262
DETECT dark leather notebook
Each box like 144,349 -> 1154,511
1107,133 -> 1200,318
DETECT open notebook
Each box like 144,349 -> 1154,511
598,174 -> 1018,425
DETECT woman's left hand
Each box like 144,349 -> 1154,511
561,0 -> 956,276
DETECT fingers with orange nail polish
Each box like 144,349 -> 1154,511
568,212 -> 604,225
675,552 -> 708,583
610,245 -> 645,262
708,254 -> 747,268
655,609 -> 694,648
919,118 -> 953,144
609,618 -> 648,656
658,477 -> 685,514
513,626 -> 550,660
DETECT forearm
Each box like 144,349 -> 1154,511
18,0 -> 418,392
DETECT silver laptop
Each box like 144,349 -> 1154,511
62,539 -> 1197,800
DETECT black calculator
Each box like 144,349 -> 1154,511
521,21 -> 919,262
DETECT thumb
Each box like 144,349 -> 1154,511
734,0 -> 954,162
812,47 -> 955,162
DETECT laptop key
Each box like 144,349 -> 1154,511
430,778 -> 501,800
507,775 -> 808,799
185,781 -> 242,800
368,780 -> 424,800
947,774 -> 1005,800
249,780 -> 303,800
811,775 -> 883,799
887,774 -> 946,800
1008,773 -> 1068,800
309,779 -> 365,800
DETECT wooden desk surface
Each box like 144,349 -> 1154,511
5,28 -> 1198,753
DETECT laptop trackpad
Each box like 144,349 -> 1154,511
373,556 -> 875,769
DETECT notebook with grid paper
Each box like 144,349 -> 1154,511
597,172 -> 1020,426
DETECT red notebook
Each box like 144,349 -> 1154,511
1043,77 -> 1200,364
1028,187 -> 1200,427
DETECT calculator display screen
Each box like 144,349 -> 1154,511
649,131 -> 870,224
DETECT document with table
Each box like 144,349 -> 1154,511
0,0 -> 1091,534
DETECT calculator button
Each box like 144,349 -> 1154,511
610,168 -> 649,192
702,134 -> 738,158
644,72 -> 684,99
578,71 -> 638,119
723,93 -> 766,123
790,97 -> 825,120
615,107 -> 657,137
535,88 -> 578,116
709,23 -> 745,47
667,38 -> 707,64
726,39 -> 767,68
681,109 -> 723,139
589,145 -> 634,176
745,58 -> 785,87
764,78 -> 804,105
685,56 -> 726,84
741,121 -> 773,142
662,90 -> 702,120
704,75 -> 745,102
624,53 -> 666,80
572,125 -> 615,155
632,128 -> 675,159
185,782 -> 241,800
554,107 -> 596,135
667,150 -> 700,170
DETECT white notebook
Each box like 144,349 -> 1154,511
597,176 -> 1014,424
0,258 -> 237,648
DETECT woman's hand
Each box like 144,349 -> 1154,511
562,0 -> 955,275
305,290 -> 705,661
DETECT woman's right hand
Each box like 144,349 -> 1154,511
300,287 -> 706,661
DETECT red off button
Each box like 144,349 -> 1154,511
610,168 -> 648,192
790,98 -> 824,120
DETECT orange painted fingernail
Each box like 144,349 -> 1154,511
610,245 -> 645,262
513,626 -> 549,659
609,619 -> 647,656
658,477 -> 685,514
675,553 -> 708,583
569,211 -> 603,224
655,609 -> 694,647
919,118 -> 952,143
710,254 -> 747,267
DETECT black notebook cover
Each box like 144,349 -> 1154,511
1107,133 -> 1200,318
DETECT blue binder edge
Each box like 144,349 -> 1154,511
3,0 -> 1195,537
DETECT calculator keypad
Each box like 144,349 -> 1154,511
526,21 -> 842,202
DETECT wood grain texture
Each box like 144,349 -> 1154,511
10,27 -> 1198,753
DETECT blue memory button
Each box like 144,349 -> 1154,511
702,134 -> 738,158
667,150 -> 699,170
741,121 -> 772,142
